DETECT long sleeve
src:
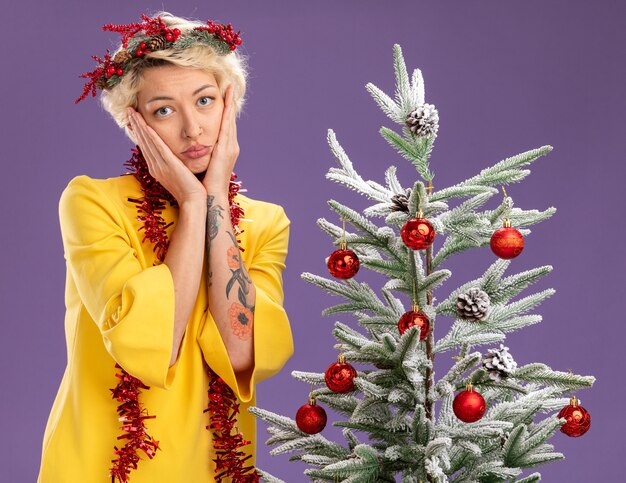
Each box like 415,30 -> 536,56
197,203 -> 294,402
59,175 -> 179,389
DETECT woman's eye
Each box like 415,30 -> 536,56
198,96 -> 214,106
155,106 -> 172,117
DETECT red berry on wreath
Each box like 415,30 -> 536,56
327,242 -> 360,279
296,395 -> 327,434
398,304 -> 430,340
401,211 -> 436,250
557,396 -> 591,437
325,354 -> 357,393
453,383 -> 486,423
490,218 -> 524,259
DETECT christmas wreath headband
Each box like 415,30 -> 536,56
75,13 -> 242,104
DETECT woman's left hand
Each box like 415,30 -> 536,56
203,84 -> 239,196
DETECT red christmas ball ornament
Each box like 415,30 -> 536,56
490,219 -> 524,259
296,395 -> 327,434
325,354 -> 357,393
327,242 -> 360,279
558,396 -> 591,437
398,305 -> 430,340
401,211 -> 436,250
453,384 -> 486,423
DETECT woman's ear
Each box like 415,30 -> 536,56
126,107 -> 134,131
124,110 -> 138,145
125,127 -> 138,146
221,83 -> 231,100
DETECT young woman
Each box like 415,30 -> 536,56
38,12 -> 293,482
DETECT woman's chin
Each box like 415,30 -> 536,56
193,168 -> 208,181
185,158 -> 209,175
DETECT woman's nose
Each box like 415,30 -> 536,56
182,115 -> 203,139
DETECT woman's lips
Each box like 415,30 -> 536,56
182,145 -> 211,159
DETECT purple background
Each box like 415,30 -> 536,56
2,1 -> 624,481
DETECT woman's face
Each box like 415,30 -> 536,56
135,64 -> 225,175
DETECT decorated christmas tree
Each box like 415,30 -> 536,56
250,44 -> 594,483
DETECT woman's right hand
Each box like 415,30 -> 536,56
127,107 -> 208,205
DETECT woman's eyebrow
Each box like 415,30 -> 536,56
192,84 -> 217,95
146,84 -> 217,105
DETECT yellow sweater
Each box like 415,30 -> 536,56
38,174 -> 293,482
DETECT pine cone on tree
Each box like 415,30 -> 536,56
456,287 -> 490,322
405,103 -> 439,138
483,344 -> 517,381
499,429 -> 512,449
390,188 -> 412,213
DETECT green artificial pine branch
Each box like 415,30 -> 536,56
516,473 -> 542,482
331,322 -> 372,350
430,185 -> 498,204
365,83 -> 404,124
458,147 -> 552,188
384,166 -> 404,194
255,468 -> 285,483
393,44 -> 413,113
291,371 -> 326,385
314,392 -> 360,417
513,364 -> 594,393
266,427 -> 301,446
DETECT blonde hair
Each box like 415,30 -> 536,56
100,11 -> 249,142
